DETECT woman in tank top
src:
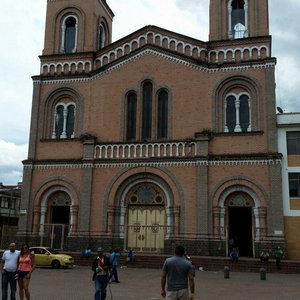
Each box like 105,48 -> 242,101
17,243 -> 36,300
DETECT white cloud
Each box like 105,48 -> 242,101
276,56 -> 300,112
0,140 -> 27,166
0,140 -> 28,184
110,0 -> 208,41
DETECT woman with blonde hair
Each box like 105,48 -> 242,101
17,244 -> 36,300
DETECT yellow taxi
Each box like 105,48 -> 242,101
30,247 -> 74,269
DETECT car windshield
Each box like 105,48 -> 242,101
47,248 -> 60,254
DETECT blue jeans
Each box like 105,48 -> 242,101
109,266 -> 119,282
2,271 -> 17,300
94,275 -> 107,300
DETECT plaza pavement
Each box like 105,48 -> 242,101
19,266 -> 300,300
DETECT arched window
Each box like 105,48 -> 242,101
142,82 -> 153,140
126,92 -> 137,141
239,94 -> 250,132
98,23 -> 106,49
228,0 -> 248,39
66,104 -> 75,138
55,105 -> 64,138
225,93 -> 250,133
60,15 -> 78,53
52,103 -> 76,139
157,90 -> 168,139
123,82 -> 170,141
225,95 -> 236,133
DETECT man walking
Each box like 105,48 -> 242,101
0,242 -> 20,300
161,245 -> 195,300
92,247 -> 111,300
109,248 -> 120,283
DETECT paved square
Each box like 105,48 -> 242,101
22,266 -> 300,299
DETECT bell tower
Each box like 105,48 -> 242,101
209,0 -> 269,41
43,0 -> 114,55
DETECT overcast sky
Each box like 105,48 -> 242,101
0,0 -> 299,185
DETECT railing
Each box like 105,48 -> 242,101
0,208 -> 19,218
94,141 -> 197,160
255,227 -> 267,240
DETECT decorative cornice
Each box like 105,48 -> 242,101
33,48 -> 275,86
23,158 -> 281,170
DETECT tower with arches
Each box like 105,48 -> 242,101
17,0 -> 285,258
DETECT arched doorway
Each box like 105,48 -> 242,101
226,192 -> 254,257
125,183 -> 166,253
46,192 -> 71,249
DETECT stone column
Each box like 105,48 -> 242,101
78,135 -> 96,235
32,208 -> 40,234
220,207 -> 226,240
119,206 -> 126,238
196,164 -> 209,235
70,205 -> 79,235
258,207 -> 267,239
194,132 -> 212,236
39,205 -> 47,237
107,205 -> 115,235
173,206 -> 180,237
235,98 -> 241,132
213,207 -> 221,238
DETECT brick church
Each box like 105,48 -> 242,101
19,0 -> 285,257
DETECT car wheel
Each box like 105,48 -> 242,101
51,260 -> 61,269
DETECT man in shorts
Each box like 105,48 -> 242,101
161,245 -> 195,300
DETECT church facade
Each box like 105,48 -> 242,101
19,0 -> 285,257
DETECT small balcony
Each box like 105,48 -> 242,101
94,141 -> 197,160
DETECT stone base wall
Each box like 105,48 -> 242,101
12,234 -> 285,259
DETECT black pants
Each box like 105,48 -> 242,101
276,258 -> 281,269
2,271 -> 17,300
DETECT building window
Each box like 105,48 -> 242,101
226,95 -> 236,132
66,105 -> 75,138
228,0 -> 248,39
225,93 -> 250,133
55,105 -> 64,138
10,200 -> 16,209
1,198 -> 8,208
289,173 -> 300,197
287,132 -> 300,155
142,82 -> 153,141
126,92 -> 137,141
157,90 -> 168,139
52,103 -> 76,139
239,94 -> 250,132
98,23 -> 106,49
125,82 -> 169,142
60,15 -> 78,53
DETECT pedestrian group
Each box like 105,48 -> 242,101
2,242 -> 286,300
1,242 -> 35,300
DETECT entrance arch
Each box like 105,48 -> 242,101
226,192 -> 254,257
37,186 -> 76,249
46,191 -> 71,249
49,191 -> 71,224
125,182 -> 167,253
215,184 -> 266,257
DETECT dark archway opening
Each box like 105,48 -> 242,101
51,206 -> 70,224
228,207 -> 253,257
50,206 -> 70,249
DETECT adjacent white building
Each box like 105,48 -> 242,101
278,113 -> 300,259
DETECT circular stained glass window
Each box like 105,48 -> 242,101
156,196 -> 163,203
131,196 -> 137,203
